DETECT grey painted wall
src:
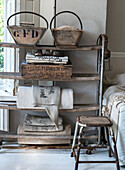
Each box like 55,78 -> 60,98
10,0 -> 107,132
107,0 -> 125,52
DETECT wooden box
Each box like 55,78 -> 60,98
21,60 -> 72,80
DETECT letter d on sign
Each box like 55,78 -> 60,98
32,30 -> 38,38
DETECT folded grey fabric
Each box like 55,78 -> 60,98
24,114 -> 63,126
23,124 -> 63,132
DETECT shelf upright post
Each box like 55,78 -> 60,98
98,34 -> 106,144
99,35 -> 106,116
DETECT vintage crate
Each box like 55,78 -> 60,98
21,60 -> 72,80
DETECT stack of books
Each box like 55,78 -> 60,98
26,53 -> 69,64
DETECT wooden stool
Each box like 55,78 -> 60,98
71,116 -> 120,170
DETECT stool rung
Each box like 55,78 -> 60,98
79,161 -> 116,163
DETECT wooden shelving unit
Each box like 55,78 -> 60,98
0,34 -> 106,144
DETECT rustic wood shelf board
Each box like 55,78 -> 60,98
0,102 -> 99,112
0,42 -> 102,51
2,145 -> 107,150
0,130 -> 98,140
0,72 -> 100,81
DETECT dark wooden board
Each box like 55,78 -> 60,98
1,145 -> 107,150
0,72 -> 100,81
0,102 -> 99,112
0,42 -> 102,51
0,130 -> 98,140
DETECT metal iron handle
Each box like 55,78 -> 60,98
50,11 -> 83,30
7,11 -> 49,29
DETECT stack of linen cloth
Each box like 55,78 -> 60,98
17,86 -> 73,144
17,114 -> 71,145
23,114 -> 63,132
26,52 -> 69,64
102,85 -> 125,166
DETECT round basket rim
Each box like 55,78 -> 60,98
7,25 -> 47,30
51,28 -> 83,32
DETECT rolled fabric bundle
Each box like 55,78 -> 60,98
60,89 -> 73,109
17,86 -> 73,109
17,86 -> 33,108
32,86 -> 60,106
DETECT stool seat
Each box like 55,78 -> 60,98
78,116 -> 113,127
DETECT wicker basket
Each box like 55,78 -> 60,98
50,11 -> 83,47
7,11 -> 48,45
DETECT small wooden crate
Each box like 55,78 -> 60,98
21,60 -> 72,80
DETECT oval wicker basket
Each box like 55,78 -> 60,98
50,11 -> 83,47
7,11 -> 48,45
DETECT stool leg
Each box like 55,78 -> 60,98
110,129 -> 120,170
75,126 -> 84,170
71,121 -> 79,157
0,139 -> 2,145
105,127 -> 112,157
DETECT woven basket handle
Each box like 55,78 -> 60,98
50,11 -> 83,30
7,11 -> 48,29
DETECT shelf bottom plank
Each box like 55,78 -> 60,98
0,102 -> 99,112
2,145 -> 107,150
0,72 -> 100,81
0,131 -> 98,140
